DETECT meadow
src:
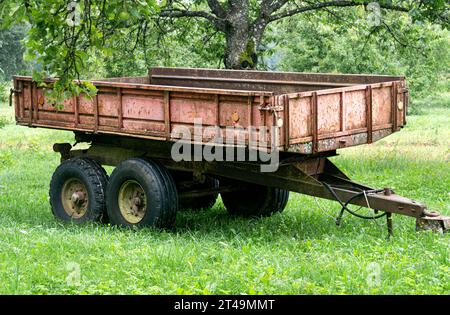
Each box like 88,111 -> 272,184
0,102 -> 449,294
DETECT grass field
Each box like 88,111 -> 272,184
0,103 -> 449,294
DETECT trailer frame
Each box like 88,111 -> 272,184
52,132 -> 450,235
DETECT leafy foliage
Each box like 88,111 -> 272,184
271,8 -> 449,107
0,1 -> 448,107
0,81 -> 10,103
0,1 -> 162,104
99,15 -> 224,78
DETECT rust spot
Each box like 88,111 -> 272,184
231,112 -> 240,123
38,96 -> 45,106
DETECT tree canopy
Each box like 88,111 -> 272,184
0,1 -> 448,101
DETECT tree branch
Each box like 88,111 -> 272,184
251,0 -> 290,44
268,1 -> 410,22
159,7 -> 225,30
207,0 -> 226,18
260,0 -> 290,19
159,8 -> 217,21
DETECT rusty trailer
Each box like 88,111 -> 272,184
11,67 -> 450,234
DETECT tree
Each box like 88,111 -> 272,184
158,1 -> 448,69
0,24 -> 30,80
0,0 -> 448,95
274,11 -> 450,102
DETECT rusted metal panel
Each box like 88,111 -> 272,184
73,94 -> 79,127
150,67 -> 404,90
170,93 -> 217,125
32,82 -> 39,123
372,85 -> 392,126
13,67 -> 407,154
93,94 -> 99,133
17,82 -> 25,116
13,79 -> 20,120
345,89 -> 367,130
340,91 -> 345,131
396,88 -> 405,129
28,81 -> 33,125
122,93 -> 164,121
317,92 -> 341,134
289,96 -> 312,140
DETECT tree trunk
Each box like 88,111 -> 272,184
224,27 -> 255,69
222,0 -> 266,70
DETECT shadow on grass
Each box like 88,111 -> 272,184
169,200 -> 392,241
1,200 -> 392,244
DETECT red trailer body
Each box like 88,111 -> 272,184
13,67 -> 408,154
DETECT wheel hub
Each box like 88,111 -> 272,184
71,191 -> 86,205
61,178 -> 89,218
118,180 -> 147,224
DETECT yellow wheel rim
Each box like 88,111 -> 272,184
118,180 -> 147,224
61,178 -> 89,219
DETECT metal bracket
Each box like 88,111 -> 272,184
258,105 -> 284,112
416,212 -> 450,233
9,88 -> 21,107
53,143 -> 73,161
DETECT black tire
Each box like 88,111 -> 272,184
49,158 -> 109,223
106,158 -> 178,229
89,159 -> 110,223
221,182 -> 289,217
179,177 -> 219,210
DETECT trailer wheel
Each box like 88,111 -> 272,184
179,177 -> 219,210
49,158 -> 109,223
106,158 -> 178,229
221,182 -> 289,217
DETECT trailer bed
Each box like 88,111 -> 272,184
13,67 -> 408,154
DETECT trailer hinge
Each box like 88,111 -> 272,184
259,96 -> 285,131
258,95 -> 284,112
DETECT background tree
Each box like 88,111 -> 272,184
0,24 -> 30,80
0,0 -> 448,102
158,0 -> 448,69
272,8 -> 449,103
0,23 -> 32,103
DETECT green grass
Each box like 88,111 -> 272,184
0,103 -> 449,295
